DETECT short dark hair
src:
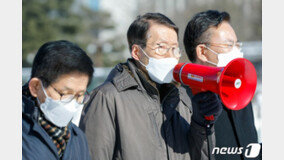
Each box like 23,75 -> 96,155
183,10 -> 230,62
127,12 -> 178,52
31,40 -> 94,87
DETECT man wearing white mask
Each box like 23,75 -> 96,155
183,10 -> 260,160
80,13 -> 223,160
22,40 -> 93,160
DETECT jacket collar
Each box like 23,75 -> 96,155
107,58 -> 155,92
22,83 -> 40,121
105,59 -> 139,92
107,58 -> 192,106
108,58 -> 165,101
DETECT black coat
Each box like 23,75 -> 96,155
22,84 -> 91,160
185,86 -> 261,160
214,103 -> 261,160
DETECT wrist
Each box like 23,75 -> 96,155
190,119 -> 215,135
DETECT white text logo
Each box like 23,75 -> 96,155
212,143 -> 261,158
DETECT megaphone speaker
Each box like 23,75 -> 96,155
173,58 -> 257,110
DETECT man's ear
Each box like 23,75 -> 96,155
196,44 -> 208,63
131,44 -> 140,61
28,78 -> 41,98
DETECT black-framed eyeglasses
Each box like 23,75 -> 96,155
50,85 -> 90,104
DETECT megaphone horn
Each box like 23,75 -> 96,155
173,58 -> 257,110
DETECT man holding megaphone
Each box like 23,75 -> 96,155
80,13 -> 223,160
182,10 -> 260,160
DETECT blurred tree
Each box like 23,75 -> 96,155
23,0 -> 125,67
23,0 -> 79,66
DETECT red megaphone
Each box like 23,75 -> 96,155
173,58 -> 257,110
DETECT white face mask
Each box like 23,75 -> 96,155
138,46 -> 178,84
205,46 -> 244,67
37,83 -> 83,127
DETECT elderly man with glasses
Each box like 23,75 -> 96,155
22,40 -> 93,160
80,12 -> 223,160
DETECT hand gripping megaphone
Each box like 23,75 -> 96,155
173,58 -> 257,110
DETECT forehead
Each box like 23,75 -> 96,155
51,72 -> 89,91
207,21 -> 237,43
146,23 -> 178,45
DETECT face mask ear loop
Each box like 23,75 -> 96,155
204,45 -> 218,55
37,80 -> 50,105
138,45 -> 150,58
203,46 -> 218,66
36,97 -> 41,106
137,45 -> 150,67
40,81 -> 48,97
206,60 -> 218,66
37,81 -> 48,106
138,60 -> 147,68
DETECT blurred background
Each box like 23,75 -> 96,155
22,0 -> 262,142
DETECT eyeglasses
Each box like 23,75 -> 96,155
204,42 -> 242,50
50,85 -> 90,104
147,43 -> 182,58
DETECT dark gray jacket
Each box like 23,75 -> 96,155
80,59 -> 215,160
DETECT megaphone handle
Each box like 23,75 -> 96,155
205,119 -> 215,160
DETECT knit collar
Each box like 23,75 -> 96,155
38,111 -> 71,158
